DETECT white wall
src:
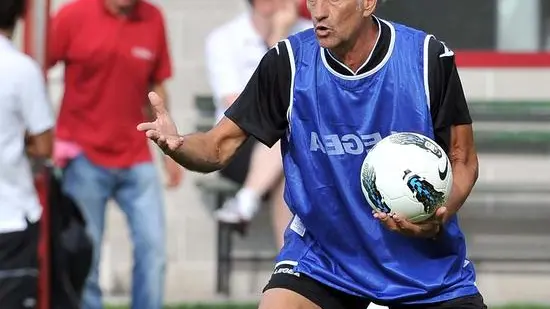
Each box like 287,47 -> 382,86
461,68 -> 550,101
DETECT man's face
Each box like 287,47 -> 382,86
107,0 -> 138,12
253,0 -> 289,19
308,0 -> 373,49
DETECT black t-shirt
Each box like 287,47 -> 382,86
225,17 -> 472,153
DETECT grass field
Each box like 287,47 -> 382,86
106,304 -> 550,309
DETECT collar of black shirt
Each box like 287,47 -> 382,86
323,16 -> 391,76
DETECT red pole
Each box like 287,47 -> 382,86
34,170 -> 50,309
23,0 -> 33,55
24,0 -> 52,308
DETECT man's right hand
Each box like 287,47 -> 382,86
137,92 -> 184,154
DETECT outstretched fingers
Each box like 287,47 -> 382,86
144,130 -> 183,152
145,129 -> 162,141
166,136 -> 184,150
137,121 -> 157,131
148,91 -> 168,116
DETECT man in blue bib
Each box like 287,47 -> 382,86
138,0 -> 485,308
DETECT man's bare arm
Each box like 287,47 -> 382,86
166,117 -> 248,173
26,129 -> 54,159
443,124 -> 479,222
138,92 -> 249,173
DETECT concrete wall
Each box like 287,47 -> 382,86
461,69 -> 550,101
20,0 -> 550,305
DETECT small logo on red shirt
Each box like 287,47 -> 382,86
132,47 -> 154,60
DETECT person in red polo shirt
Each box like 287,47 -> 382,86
48,0 -> 182,308
297,0 -> 311,19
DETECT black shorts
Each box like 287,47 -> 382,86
0,221 -> 39,309
264,263 -> 487,309
220,137 -> 256,185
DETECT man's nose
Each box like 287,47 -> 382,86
309,0 -> 329,22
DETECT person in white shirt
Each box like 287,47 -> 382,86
205,0 -> 311,249
0,0 -> 54,307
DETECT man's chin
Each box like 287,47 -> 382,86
316,36 -> 337,49
116,0 -> 137,9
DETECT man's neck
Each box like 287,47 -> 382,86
104,0 -> 134,16
329,16 -> 379,73
251,13 -> 271,43
0,29 -> 13,40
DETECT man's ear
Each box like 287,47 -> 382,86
362,0 -> 377,17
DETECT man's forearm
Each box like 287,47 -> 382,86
444,161 -> 479,222
167,132 -> 224,173
25,131 -> 53,159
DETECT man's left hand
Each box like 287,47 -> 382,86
163,155 -> 183,188
267,0 -> 299,46
374,207 -> 448,238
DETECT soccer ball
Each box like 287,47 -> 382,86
360,132 -> 453,223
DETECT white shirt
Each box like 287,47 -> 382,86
0,35 -> 54,233
205,13 -> 312,122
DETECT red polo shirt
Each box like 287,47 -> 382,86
298,0 -> 311,19
49,0 -> 172,168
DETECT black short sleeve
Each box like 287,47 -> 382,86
224,41 -> 292,147
427,37 -> 472,153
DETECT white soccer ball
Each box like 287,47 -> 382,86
360,132 -> 453,223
